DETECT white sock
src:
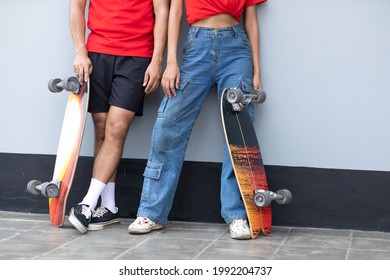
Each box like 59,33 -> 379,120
100,181 -> 117,213
80,178 -> 106,209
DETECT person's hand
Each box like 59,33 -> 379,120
144,60 -> 162,94
161,61 -> 180,98
73,52 -> 92,84
253,75 -> 263,90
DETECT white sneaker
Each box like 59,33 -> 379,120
128,217 -> 164,234
229,219 -> 251,240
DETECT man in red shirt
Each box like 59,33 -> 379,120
68,0 -> 168,234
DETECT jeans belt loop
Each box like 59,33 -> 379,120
232,25 -> 239,38
193,27 -> 200,38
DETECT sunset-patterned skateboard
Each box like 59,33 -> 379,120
27,77 -> 89,227
221,88 -> 292,239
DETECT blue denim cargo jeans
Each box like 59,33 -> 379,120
137,24 -> 256,224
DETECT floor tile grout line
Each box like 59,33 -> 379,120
193,230 -> 229,260
0,232 -> 23,242
271,227 -> 293,260
113,231 -> 165,260
345,230 -> 354,260
0,222 -> 51,242
352,236 -> 390,242
31,235 -> 85,260
347,248 -> 390,253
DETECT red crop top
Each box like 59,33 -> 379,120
86,0 -> 155,57
186,0 -> 267,25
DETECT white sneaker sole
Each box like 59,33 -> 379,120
128,223 -> 164,234
88,219 -> 120,231
69,213 -> 88,234
230,232 -> 251,240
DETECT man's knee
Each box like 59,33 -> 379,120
109,120 -> 130,139
92,113 -> 107,140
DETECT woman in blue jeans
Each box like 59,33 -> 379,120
129,0 -> 267,239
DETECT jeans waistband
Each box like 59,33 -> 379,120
188,24 -> 244,36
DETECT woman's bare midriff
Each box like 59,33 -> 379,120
191,14 -> 239,28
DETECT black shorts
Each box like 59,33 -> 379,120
88,52 -> 151,116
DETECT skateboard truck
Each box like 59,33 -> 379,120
225,88 -> 267,112
48,77 -> 81,94
27,180 -> 61,198
254,189 -> 292,207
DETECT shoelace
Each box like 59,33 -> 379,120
81,205 -> 94,219
93,207 -> 107,218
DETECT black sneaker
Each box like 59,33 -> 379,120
88,207 -> 120,231
68,204 -> 93,234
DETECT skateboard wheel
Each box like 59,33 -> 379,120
254,191 -> 272,207
226,88 -> 245,104
27,180 -> 42,196
276,189 -> 292,205
62,76 -> 80,92
251,89 -> 267,104
41,183 -> 60,198
48,78 -> 63,93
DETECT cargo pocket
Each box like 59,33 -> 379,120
158,79 -> 190,120
240,79 -> 253,94
141,163 -> 163,201
240,79 -> 255,121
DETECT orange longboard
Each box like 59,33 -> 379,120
27,77 -> 89,227
221,88 -> 291,239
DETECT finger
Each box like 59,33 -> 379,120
82,66 -> 88,83
166,88 -> 172,98
163,80 -> 172,98
163,78 -> 173,97
76,68 -> 84,85
162,79 -> 172,98
169,80 -> 176,97
143,72 -> 150,88
83,73 -> 88,83
175,75 -> 180,90
145,80 -> 155,94
173,75 -> 180,97
84,64 -> 92,83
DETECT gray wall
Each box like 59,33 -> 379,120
1,0 -> 389,171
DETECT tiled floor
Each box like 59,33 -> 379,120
0,210 -> 390,260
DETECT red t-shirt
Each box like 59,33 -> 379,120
186,0 -> 267,25
86,0 -> 154,57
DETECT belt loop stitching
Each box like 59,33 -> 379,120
194,27 -> 200,38
231,25 -> 237,38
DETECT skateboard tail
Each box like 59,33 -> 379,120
49,147 -> 79,227
231,145 -> 272,238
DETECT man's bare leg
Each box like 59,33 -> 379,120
81,106 -> 135,209
91,112 -> 118,212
